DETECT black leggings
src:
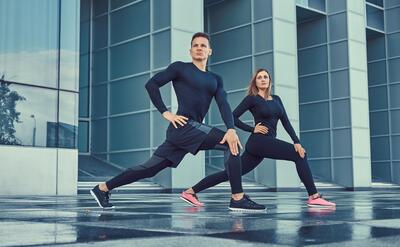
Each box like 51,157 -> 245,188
192,136 -> 318,196
106,128 -> 243,194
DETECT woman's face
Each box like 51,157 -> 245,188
255,71 -> 270,91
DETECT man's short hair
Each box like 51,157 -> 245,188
191,32 -> 211,47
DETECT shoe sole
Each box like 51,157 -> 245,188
180,196 -> 203,207
228,207 -> 267,212
90,189 -> 115,210
307,203 -> 335,208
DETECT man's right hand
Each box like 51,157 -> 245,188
253,123 -> 268,134
162,111 -> 188,128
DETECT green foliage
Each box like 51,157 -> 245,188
0,75 -> 26,145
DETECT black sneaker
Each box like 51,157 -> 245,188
228,194 -> 266,212
90,185 -> 115,209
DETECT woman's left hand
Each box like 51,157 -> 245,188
294,143 -> 306,158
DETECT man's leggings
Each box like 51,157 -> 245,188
105,128 -> 243,194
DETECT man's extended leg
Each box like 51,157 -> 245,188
91,155 -> 173,209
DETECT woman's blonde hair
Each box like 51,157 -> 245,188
246,68 -> 272,99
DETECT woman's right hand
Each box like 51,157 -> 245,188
253,123 -> 268,134
162,111 -> 188,128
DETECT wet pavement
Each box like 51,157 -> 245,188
1,190 -> 400,246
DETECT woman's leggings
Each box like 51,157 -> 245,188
192,136 -> 318,196
106,128 -> 243,194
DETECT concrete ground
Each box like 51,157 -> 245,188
1,190 -> 400,246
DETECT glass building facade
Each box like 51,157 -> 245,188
0,0 -> 80,195
1,0 -> 399,195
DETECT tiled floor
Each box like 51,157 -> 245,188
1,190 -> 400,246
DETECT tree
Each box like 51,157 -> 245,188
0,75 -> 26,145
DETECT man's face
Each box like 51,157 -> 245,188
190,37 -> 212,61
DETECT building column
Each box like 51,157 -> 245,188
342,1 -> 371,188
154,0 -> 205,189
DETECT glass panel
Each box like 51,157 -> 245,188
0,0 -> 58,88
79,54 -> 89,87
387,32 -> 400,58
328,13 -> 347,41
60,0 -> 79,91
392,136 -> 400,160
331,70 -> 350,98
254,53 -> 274,72
153,0 -> 170,30
93,15 -> 108,50
111,0 -> 136,9
110,37 -> 150,79
367,60 -> 387,85
368,85 -> 388,110
254,20 -> 273,53
79,86 -> 89,118
93,0 -> 107,16
298,45 -> 328,75
370,111 -> 389,135
78,121 -> 89,152
109,112 -> 150,150
372,162 -> 391,181
390,83 -> 400,108
211,26 -> 252,63
370,136 -> 390,161
308,159 -> 332,181
208,0 -> 251,33
92,50 -> 108,84
366,5 -> 384,31
297,17 -> 326,49
332,128 -> 352,156
366,0 -> 383,7
58,92 -> 78,148
91,119 -> 107,153
80,21 -> 90,55
92,84 -> 108,118
332,99 -> 351,127
153,110 -> 169,147
299,73 -> 329,103
309,0 -> 326,11
80,0 -> 91,22
300,130 -> 331,158
300,102 -> 330,130
367,35 -> 386,61
110,0 -> 150,44
110,74 -> 150,114
330,41 -> 348,70
386,7 -> 400,32
388,58 -> 400,82
391,109 -> 400,134
153,31 -> 170,69
210,58 -> 252,91
254,0 -> 272,20
0,83 -> 57,147
109,150 -> 150,169
327,0 -> 346,13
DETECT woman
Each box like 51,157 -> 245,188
180,68 -> 335,208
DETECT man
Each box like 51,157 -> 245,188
90,32 -> 265,212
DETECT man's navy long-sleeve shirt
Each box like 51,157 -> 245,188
145,61 -> 234,129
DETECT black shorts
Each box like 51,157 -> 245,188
154,120 -> 215,167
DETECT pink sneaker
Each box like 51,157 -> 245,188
307,194 -> 336,208
180,191 -> 204,207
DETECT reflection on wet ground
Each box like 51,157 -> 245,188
1,190 -> 400,246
